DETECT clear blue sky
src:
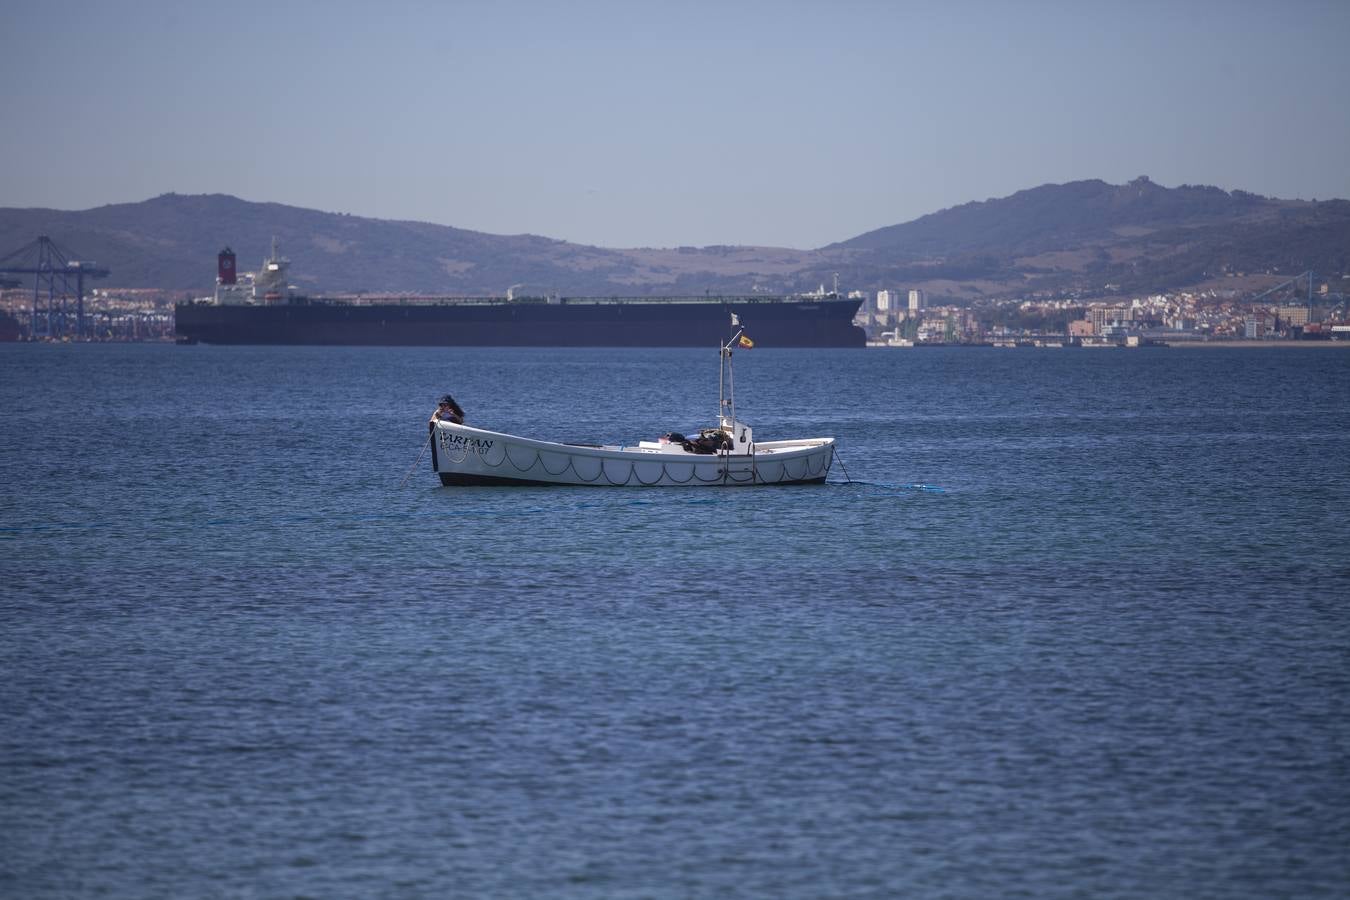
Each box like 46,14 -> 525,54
5,0 -> 1348,249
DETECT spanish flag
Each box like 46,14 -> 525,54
738,334 -> 755,349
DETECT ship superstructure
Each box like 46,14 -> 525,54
210,239 -> 292,305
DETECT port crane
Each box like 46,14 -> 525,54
1251,270 -> 1316,308
1246,270 -> 1320,336
0,235 -> 110,339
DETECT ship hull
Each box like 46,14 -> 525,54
174,296 -> 865,347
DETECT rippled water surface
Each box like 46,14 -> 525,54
3,344 -> 1349,897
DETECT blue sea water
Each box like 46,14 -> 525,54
2,343 -> 1349,898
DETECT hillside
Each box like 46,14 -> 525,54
817,176 -> 1350,299
0,194 -> 636,295
1,178 -> 1345,299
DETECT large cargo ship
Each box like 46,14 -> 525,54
174,244 -> 865,347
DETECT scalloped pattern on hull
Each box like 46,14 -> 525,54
437,471 -> 827,487
431,422 -> 835,487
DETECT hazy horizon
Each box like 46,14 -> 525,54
5,0 -> 1349,250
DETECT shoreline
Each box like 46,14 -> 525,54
1160,340 -> 1350,349
862,340 -> 1350,349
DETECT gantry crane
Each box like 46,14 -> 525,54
0,235 -> 110,339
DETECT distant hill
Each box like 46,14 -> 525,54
0,194 -> 641,295
1,178 -> 1345,299
833,177 -> 1271,255
817,176 -> 1350,299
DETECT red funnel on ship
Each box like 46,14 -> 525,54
218,247 -> 237,285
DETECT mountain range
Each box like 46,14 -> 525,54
2,177 -> 1346,300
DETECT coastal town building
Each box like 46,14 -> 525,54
1277,306 -> 1312,327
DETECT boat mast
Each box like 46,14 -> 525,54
720,315 -> 743,429
727,337 -> 736,426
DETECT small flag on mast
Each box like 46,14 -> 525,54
731,313 -> 740,328
739,334 -> 754,349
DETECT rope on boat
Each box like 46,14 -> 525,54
832,447 -> 854,484
398,434 -> 432,488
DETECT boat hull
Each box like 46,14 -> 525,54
431,422 -> 834,487
175,295 -> 865,347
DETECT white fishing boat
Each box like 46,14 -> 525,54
429,326 -> 836,487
